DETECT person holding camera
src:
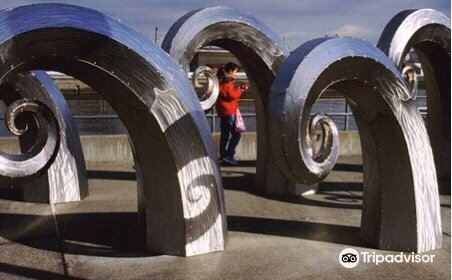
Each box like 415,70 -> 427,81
216,62 -> 248,165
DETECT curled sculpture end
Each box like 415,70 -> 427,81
270,36 -> 441,252
400,63 -> 419,99
307,114 -> 339,165
0,98 -> 60,185
192,66 -> 219,110
378,8 -> 451,189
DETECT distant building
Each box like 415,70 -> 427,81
190,46 -> 241,71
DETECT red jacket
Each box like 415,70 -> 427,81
216,80 -> 243,117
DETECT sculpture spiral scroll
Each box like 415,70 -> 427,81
192,65 -> 219,110
307,114 -> 339,174
162,6 -> 299,194
0,71 -> 87,203
269,36 -> 441,252
0,3 -> 226,257
378,9 -> 451,192
0,98 -> 59,185
401,63 -> 419,98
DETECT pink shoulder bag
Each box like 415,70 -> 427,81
235,109 -> 246,133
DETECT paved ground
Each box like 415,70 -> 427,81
0,156 -> 450,279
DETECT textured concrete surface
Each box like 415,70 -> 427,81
0,156 -> 449,279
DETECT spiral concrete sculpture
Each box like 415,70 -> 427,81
0,3 -> 226,256
0,71 -> 88,203
162,6 -> 305,194
0,97 -> 59,186
192,65 -> 219,110
378,9 -> 451,192
269,36 -> 441,252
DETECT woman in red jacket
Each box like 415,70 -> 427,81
216,62 -> 248,165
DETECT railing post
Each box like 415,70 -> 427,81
345,100 -> 349,131
212,107 -> 216,133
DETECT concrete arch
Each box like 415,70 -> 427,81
0,3 -> 226,256
269,37 -> 441,253
0,71 -> 88,203
377,9 -> 451,192
162,6 -> 299,194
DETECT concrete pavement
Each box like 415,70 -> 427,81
0,156 -> 450,279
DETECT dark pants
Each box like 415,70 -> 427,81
219,115 -> 241,159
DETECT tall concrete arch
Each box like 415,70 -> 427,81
0,3 -> 226,256
378,9 -> 451,193
162,6 -> 302,195
269,37 -> 441,253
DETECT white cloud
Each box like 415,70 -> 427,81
329,24 -> 372,37
283,31 -> 308,37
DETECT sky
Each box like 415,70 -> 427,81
0,0 -> 450,50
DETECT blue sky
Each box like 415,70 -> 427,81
1,0 -> 450,49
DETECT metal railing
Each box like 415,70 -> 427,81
0,96 -> 428,136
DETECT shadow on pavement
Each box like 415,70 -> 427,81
221,170 -> 255,192
0,262 -> 85,280
0,212 -> 147,258
1,212 -> 367,258
87,170 -> 136,181
259,192 -> 362,210
227,215 -> 367,247
318,182 -> 363,192
332,163 -> 363,172
0,187 -> 23,201
0,170 -> 137,202
222,170 -> 363,209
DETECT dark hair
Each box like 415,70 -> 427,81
224,62 -> 239,72
217,62 -> 239,82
